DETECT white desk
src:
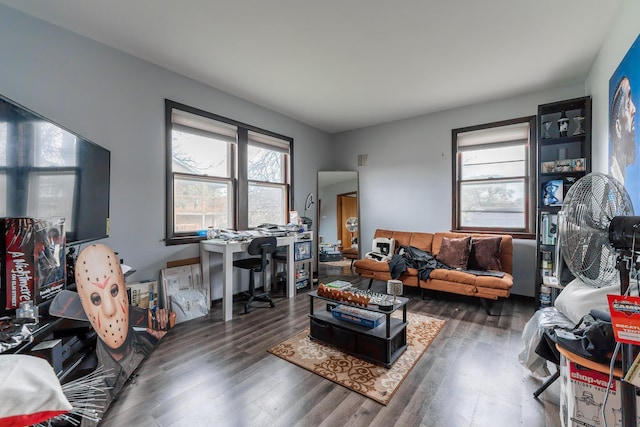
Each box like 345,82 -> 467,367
200,235 -> 296,322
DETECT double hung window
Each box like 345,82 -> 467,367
247,131 -> 289,227
452,116 -> 535,237
166,100 -> 292,244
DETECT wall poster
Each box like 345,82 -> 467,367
609,34 -> 640,210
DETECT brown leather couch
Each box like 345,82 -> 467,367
353,229 -> 513,314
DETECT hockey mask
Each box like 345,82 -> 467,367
75,244 -> 129,349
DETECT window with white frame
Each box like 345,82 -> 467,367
452,116 -> 536,237
165,100 -> 292,244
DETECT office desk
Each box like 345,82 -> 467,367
200,235 -> 296,322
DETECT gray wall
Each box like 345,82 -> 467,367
0,5 -> 332,298
0,0 -> 638,299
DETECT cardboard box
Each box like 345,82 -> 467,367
1,218 -> 66,311
331,304 -> 386,328
160,263 -> 207,322
126,280 -> 157,310
559,354 -> 640,427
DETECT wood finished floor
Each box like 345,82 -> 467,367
100,264 -> 561,427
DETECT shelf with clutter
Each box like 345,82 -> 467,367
535,96 -> 592,309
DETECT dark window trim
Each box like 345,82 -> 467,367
165,99 -> 294,245
451,115 -> 536,239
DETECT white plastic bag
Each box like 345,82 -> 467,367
519,307 -> 574,378
170,289 -> 208,324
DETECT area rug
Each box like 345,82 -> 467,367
267,312 -> 445,405
320,259 -> 352,267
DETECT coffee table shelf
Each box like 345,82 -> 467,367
307,290 -> 408,368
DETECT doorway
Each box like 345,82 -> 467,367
337,192 -> 358,248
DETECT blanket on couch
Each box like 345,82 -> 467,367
389,245 -> 451,280
390,245 -> 506,280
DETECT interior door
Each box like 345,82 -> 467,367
338,193 -> 358,247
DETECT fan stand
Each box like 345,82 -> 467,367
616,250 -> 637,427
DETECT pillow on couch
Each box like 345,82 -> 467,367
468,237 -> 502,271
436,236 -> 472,269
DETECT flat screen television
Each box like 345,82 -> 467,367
0,94 -> 110,245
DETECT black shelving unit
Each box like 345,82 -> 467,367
535,96 -> 592,308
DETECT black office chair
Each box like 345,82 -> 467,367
233,236 -> 277,313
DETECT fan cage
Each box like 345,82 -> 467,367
559,173 -> 634,288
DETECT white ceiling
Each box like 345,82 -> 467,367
0,0 -> 623,134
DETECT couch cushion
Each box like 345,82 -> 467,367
428,269 -> 513,290
408,232 -> 433,252
474,272 -> 513,290
373,229 -> 434,253
432,232 -> 473,255
353,258 -> 392,273
435,236 -> 472,269
468,237 -> 502,271
428,268 -> 477,285
389,231 -> 413,251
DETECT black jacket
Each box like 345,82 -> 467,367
389,245 -> 451,280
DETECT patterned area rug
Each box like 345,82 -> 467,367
267,312 -> 445,405
320,259 -> 351,267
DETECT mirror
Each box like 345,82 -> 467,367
316,171 -> 359,271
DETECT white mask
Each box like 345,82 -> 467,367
75,244 -> 129,349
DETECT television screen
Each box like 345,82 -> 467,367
0,95 -> 110,244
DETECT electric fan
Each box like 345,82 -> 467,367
559,172 -> 634,288
558,172 -> 640,426
345,216 -> 358,245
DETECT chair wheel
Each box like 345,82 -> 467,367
270,301 -> 275,308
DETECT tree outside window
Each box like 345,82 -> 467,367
165,100 -> 292,244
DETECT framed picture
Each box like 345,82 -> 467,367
294,240 -> 312,262
542,179 -> 564,206
609,34 -> 640,210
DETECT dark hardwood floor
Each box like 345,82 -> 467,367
100,263 -> 561,427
